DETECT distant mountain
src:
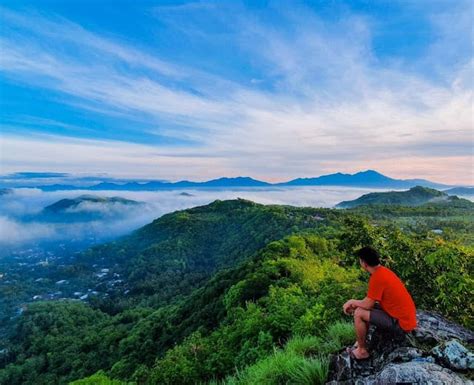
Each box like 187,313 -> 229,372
88,181 -> 165,191
40,184 -> 96,191
25,170 -> 448,191
39,195 -> 143,221
336,186 -> 462,208
80,176 -> 270,191
443,187 -> 474,196
193,176 -> 271,187
279,170 -> 447,189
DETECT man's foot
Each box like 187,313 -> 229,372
345,342 -> 358,352
346,346 -> 370,360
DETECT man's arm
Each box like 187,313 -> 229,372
343,297 -> 376,314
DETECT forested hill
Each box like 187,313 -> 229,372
336,186 -> 471,208
42,195 -> 143,220
78,199 -> 336,309
0,199 -> 472,385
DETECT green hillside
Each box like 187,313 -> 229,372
336,186 -> 466,208
44,195 -> 140,213
35,195 -> 145,223
0,199 -> 472,385
78,199 -> 337,309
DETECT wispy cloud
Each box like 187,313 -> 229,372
0,2 -> 472,184
0,185 -> 394,247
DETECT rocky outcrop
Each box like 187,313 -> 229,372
414,310 -> 474,344
432,339 -> 474,371
327,311 -> 474,384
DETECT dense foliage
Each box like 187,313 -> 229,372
79,199 -> 339,311
0,198 -> 472,385
336,185 -> 460,208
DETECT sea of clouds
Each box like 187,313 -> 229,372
3,186 -> 469,247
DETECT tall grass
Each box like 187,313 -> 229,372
326,321 -> 355,347
285,335 -> 322,356
219,321 -> 353,385
225,350 -> 329,385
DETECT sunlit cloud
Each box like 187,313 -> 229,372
0,2 -> 472,184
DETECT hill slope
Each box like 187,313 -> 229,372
39,195 -> 143,221
78,199 -> 335,308
0,199 -> 472,385
335,186 -> 460,208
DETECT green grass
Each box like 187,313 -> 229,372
220,321 -> 354,385
285,335 -> 322,356
69,371 -> 132,385
225,350 -> 329,385
326,321 -> 356,348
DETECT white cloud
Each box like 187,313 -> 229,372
2,184 -> 473,248
0,185 -> 393,246
0,216 -> 56,245
0,4 -> 472,184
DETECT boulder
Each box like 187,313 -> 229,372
326,311 -> 473,384
432,339 -> 474,371
359,362 -> 469,385
415,310 -> 474,343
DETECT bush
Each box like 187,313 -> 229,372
227,350 -> 328,385
70,370 -> 131,385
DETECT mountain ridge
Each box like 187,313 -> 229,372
443,187 -> 474,196
21,170 -> 455,191
335,185 -> 473,208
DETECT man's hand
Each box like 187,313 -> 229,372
343,297 -> 376,315
343,299 -> 356,315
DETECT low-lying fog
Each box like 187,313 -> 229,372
2,186 -> 469,248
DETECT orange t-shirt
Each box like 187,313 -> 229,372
367,266 -> 417,331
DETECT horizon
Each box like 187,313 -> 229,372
1,169 -> 471,188
1,1 -> 473,185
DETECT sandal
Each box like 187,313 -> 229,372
345,342 -> 358,353
346,347 -> 370,361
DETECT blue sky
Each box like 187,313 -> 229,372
0,0 -> 472,184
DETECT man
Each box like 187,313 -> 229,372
342,246 -> 417,360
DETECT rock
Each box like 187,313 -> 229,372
415,310 -> 474,344
432,339 -> 474,371
386,347 -> 424,363
360,362 -> 469,385
328,352 -> 352,381
326,310 -> 474,384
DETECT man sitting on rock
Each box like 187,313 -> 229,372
342,246 -> 417,360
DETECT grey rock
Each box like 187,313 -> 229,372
415,310 -> 474,344
386,347 -> 423,363
365,362 -> 469,385
329,351 -> 352,381
326,310 -> 474,385
432,339 -> 474,371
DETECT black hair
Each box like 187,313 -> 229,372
356,246 -> 380,267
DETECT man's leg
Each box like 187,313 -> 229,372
352,307 -> 370,358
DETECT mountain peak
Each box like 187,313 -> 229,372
355,169 -> 383,176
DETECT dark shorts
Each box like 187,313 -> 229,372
370,306 -> 404,334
